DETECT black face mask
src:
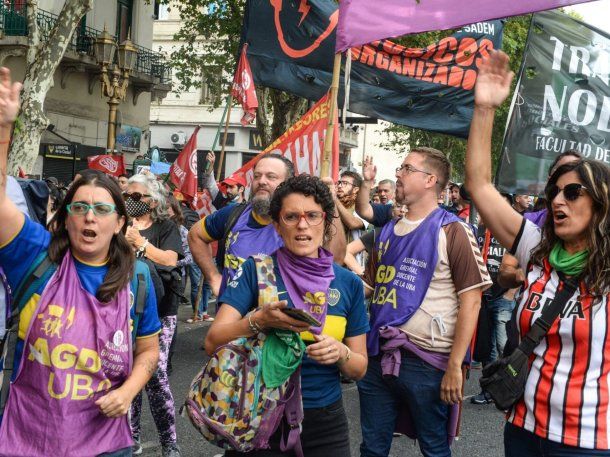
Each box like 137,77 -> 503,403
126,197 -> 152,218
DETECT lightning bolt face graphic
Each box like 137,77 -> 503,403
298,0 -> 311,26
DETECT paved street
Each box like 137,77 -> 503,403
138,305 -> 506,457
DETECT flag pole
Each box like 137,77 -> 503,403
206,97 -> 231,174
321,52 -> 342,178
217,95 -> 234,181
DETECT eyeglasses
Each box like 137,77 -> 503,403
280,211 -> 326,226
396,163 -> 433,176
123,192 -> 151,201
547,183 -> 588,202
67,202 -> 116,216
336,180 -> 354,188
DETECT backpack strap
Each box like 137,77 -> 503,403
1,252 -> 56,416
216,202 -> 248,268
131,260 -> 149,344
252,254 -> 304,457
252,254 -> 279,307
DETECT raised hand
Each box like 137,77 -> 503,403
362,155 -> 377,183
0,67 -> 22,127
474,50 -> 514,110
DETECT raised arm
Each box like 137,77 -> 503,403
355,156 -> 376,223
0,67 -> 24,246
465,50 -> 522,249
188,222 -> 222,297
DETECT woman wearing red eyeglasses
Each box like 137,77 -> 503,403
466,50 -> 610,457
205,174 -> 369,457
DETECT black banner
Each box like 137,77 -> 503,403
497,10 -> 610,195
243,0 -> 503,138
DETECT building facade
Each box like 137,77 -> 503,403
0,0 -> 171,183
150,2 -> 357,183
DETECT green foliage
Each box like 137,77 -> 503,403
380,16 -> 532,181
166,0 -> 307,147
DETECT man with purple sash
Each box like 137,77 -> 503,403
189,154 -> 346,299
356,151 -> 491,457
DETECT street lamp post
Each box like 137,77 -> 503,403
93,27 -> 137,152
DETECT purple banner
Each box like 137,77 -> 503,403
336,0 -> 593,51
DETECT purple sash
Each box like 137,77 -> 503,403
0,253 -> 133,456
368,208 -> 462,355
221,204 -> 283,295
276,247 -> 335,335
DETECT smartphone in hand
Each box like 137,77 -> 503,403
281,308 -> 322,327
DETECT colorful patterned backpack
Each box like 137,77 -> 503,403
183,255 -> 303,455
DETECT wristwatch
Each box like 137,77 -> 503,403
138,239 -> 149,256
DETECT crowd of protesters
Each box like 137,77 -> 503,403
0,48 -> 609,457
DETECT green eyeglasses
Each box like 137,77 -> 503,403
66,202 -> 117,216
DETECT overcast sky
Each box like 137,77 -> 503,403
566,0 -> 610,30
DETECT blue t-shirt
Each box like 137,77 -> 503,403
0,218 -> 162,374
371,203 -> 393,227
219,256 -> 369,409
202,204 -> 270,241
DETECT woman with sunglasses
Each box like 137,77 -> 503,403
124,173 -> 184,457
466,51 -> 610,456
0,67 -> 161,457
206,174 -> 369,456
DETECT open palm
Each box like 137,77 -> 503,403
0,67 -> 22,126
474,50 -> 514,109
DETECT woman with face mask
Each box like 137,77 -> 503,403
124,173 -> 184,457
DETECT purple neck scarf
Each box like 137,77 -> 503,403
276,247 -> 335,335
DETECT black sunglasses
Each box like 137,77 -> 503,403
547,183 -> 588,202
123,191 -> 151,201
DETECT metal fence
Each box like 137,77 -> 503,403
0,6 -> 172,85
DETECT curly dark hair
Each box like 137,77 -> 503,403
531,159 -> 610,294
270,174 -> 336,242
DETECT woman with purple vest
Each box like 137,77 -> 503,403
0,65 -> 161,457
206,174 -> 369,457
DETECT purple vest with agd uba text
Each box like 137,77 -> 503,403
368,208 -> 462,356
221,205 -> 283,295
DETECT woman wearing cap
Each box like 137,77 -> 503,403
466,50 -> 610,456
0,68 -> 161,457
206,174 -> 369,456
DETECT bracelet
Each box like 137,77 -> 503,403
247,310 -> 262,334
336,344 -> 352,366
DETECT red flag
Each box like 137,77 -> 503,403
231,45 -> 258,126
87,154 -> 126,177
216,92 -> 339,201
169,127 -> 199,199
191,189 -> 214,217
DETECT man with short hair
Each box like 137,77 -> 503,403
335,170 -> 368,269
376,179 -> 395,205
512,194 -> 531,214
188,155 -> 346,297
357,150 -> 491,457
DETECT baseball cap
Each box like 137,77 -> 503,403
223,173 -> 247,187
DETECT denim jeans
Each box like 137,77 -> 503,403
486,296 -> 515,361
358,355 -> 450,457
187,264 -> 210,316
504,422 -> 610,456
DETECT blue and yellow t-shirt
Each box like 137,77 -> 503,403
219,255 -> 369,409
0,218 -> 162,374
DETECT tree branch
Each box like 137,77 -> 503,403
26,0 -> 40,64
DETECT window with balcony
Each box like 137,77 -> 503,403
116,0 -> 133,43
